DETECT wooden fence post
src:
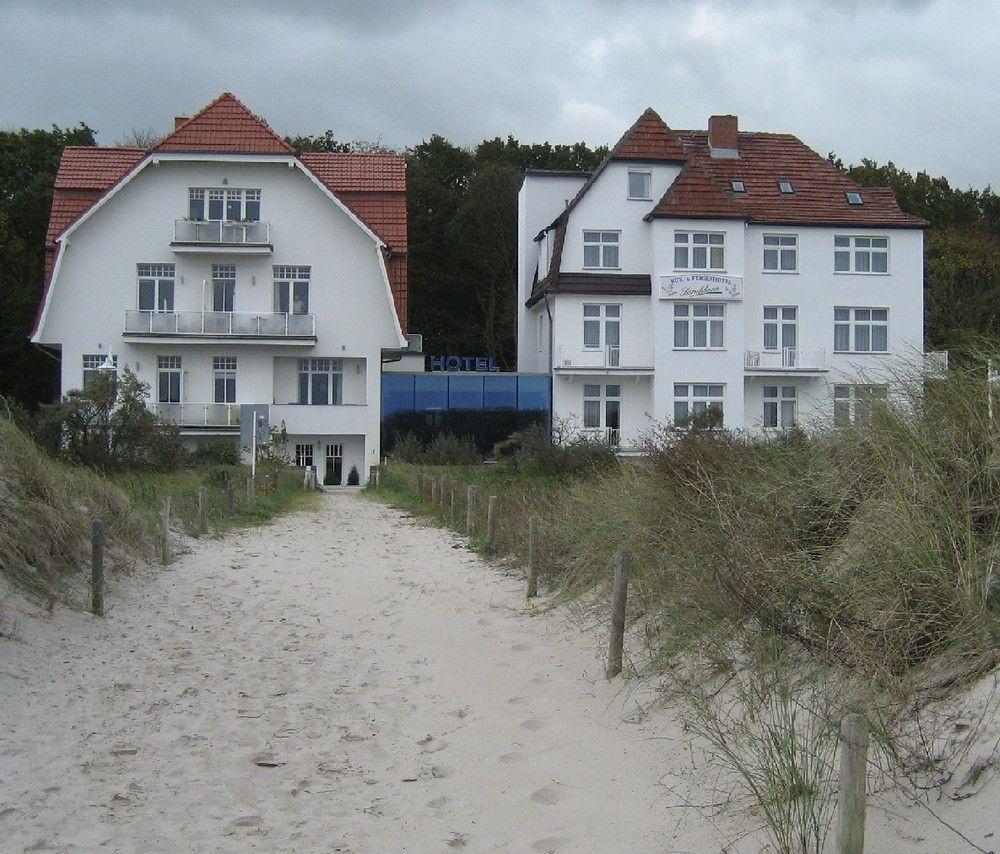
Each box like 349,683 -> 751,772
225,479 -> 236,516
526,517 -> 538,598
449,483 -> 457,520
486,495 -> 498,552
416,473 -> 424,496
605,550 -> 629,679
160,496 -> 171,564
836,713 -> 869,854
466,484 -> 478,533
197,486 -> 207,535
91,519 -> 105,616
430,476 -> 439,505
369,465 -> 379,487
246,476 -> 255,505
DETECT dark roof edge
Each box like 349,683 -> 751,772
644,211 -> 928,229
527,272 -> 652,307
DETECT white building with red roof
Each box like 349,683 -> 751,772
33,93 -> 410,483
518,110 -> 937,446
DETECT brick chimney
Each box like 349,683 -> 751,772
174,116 -> 189,130
708,115 -> 739,157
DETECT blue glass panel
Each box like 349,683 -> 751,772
448,375 -> 484,410
517,375 -> 551,413
414,374 -> 448,410
381,373 -> 415,418
483,375 -> 517,410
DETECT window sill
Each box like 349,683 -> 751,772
672,269 -> 729,275
583,266 -> 623,272
761,270 -> 799,275
672,347 -> 727,352
832,350 -> 890,356
833,271 -> 891,276
627,196 -> 652,202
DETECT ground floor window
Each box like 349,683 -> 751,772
157,356 -> 182,403
213,356 -> 237,403
673,383 -> 724,428
298,358 -> 343,405
833,384 -> 888,426
82,354 -> 117,389
295,443 -> 314,468
763,385 -> 796,428
583,383 -> 620,444
324,442 -> 344,486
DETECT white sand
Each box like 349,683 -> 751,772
1,492 -> 997,852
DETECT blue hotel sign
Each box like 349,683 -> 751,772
427,355 -> 500,372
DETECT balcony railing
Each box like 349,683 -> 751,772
172,219 -> 271,246
123,310 -> 316,338
557,345 -> 652,370
745,348 -> 828,372
152,402 -> 240,427
581,426 -> 621,447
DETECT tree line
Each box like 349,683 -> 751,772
1,123 -> 997,409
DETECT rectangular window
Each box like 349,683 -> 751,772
295,443 -> 314,468
763,385 -> 797,429
627,170 -> 651,200
673,383 -> 724,427
297,358 -> 343,405
212,264 -> 236,312
273,265 -> 311,315
763,306 -> 797,351
674,231 -> 725,271
763,234 -> 797,272
582,383 -> 621,445
582,230 -> 620,269
82,354 -> 117,389
137,263 -> 175,311
582,304 -> 621,365
213,356 -> 237,404
833,384 -> 888,426
157,355 -> 181,404
834,235 -> 889,273
674,303 -> 724,349
834,307 -> 888,353
189,187 -> 262,222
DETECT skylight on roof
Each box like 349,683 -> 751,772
778,180 -> 794,195
731,179 -> 746,193
845,191 -> 864,205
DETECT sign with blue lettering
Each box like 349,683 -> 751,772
426,356 -> 499,372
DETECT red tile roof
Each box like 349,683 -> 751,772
611,108 -> 687,162
648,131 -> 926,228
37,93 -> 408,336
152,92 -> 295,154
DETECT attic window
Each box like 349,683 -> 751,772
778,180 -> 794,195
845,191 -> 864,206
730,180 -> 746,193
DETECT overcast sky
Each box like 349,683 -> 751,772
1,0 -> 997,188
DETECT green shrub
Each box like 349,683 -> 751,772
494,422 -> 616,476
390,431 -> 482,466
191,440 -> 241,466
347,465 -> 360,485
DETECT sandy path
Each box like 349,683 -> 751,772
0,492 -> 726,853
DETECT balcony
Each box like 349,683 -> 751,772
270,403 -> 370,436
152,402 -> 240,432
554,345 -> 653,374
123,310 -> 316,344
581,426 -> 621,447
171,219 -> 272,254
745,348 -> 829,375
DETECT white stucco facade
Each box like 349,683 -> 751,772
518,145 -> 928,449
34,152 -> 406,484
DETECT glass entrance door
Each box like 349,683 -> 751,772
325,443 -> 344,486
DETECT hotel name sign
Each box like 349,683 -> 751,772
659,273 -> 743,301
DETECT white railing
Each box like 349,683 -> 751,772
152,402 -> 240,427
581,427 -> 621,447
124,310 -> 316,338
557,345 -> 652,369
172,219 -> 271,245
745,348 -> 828,371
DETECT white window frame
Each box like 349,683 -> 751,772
673,383 -> 724,427
582,383 -> 621,445
834,307 -> 889,353
213,356 -> 237,404
157,355 -> 182,404
583,303 -> 621,365
297,358 -> 343,405
763,385 -> 797,429
673,303 -> 725,350
763,306 -> 797,351
137,263 -> 175,312
833,384 -> 888,426
295,443 -> 314,468
834,235 -> 889,274
212,264 -> 236,313
188,187 -> 261,222
763,234 -> 798,272
627,170 -> 652,201
582,230 -> 621,270
674,231 -> 725,271
273,265 -> 311,315
82,354 -> 117,389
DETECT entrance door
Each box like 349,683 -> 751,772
325,443 -> 343,486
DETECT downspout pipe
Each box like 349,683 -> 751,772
544,293 -> 554,440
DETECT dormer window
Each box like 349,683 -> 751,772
845,191 -> 863,205
627,171 -> 652,200
778,180 -> 794,195
730,180 -> 746,193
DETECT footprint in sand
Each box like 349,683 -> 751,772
531,836 -> 575,852
529,785 -> 563,805
430,765 -> 454,779
519,718 -> 547,732
512,643 -> 533,652
498,751 -> 523,764
426,796 -> 450,809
